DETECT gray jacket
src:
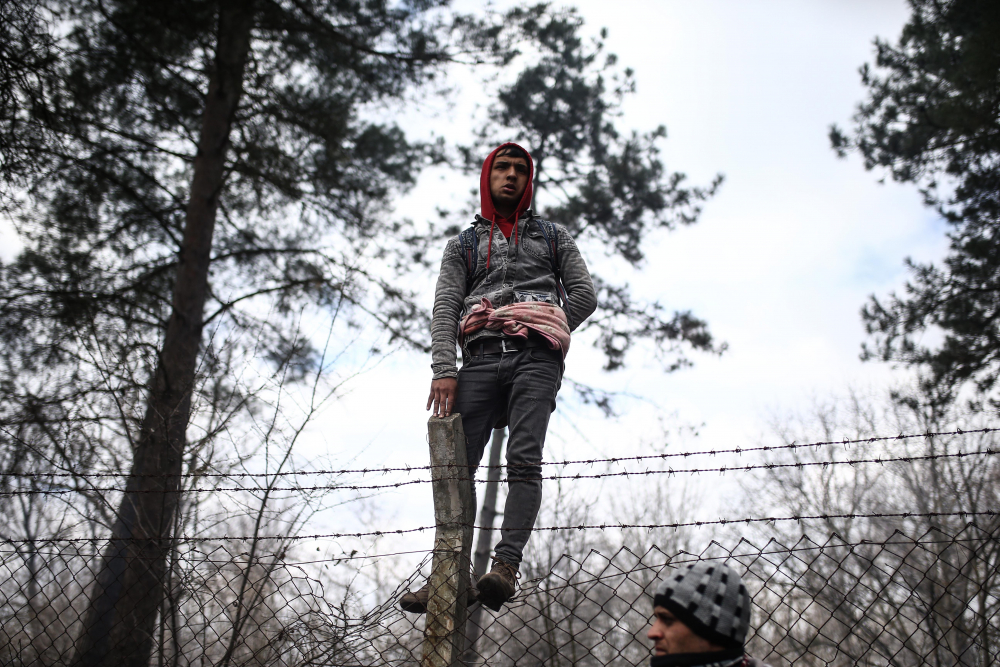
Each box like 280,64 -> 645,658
431,211 -> 598,379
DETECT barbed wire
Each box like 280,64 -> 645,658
0,510 -> 993,545
0,545 -> 437,565
3,447 -> 994,496
2,426 -> 995,480
1,531 -> 988,566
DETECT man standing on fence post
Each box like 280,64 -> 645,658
400,142 -> 598,613
648,561 -> 771,667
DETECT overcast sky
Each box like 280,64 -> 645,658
0,1 -> 942,556
294,0 -> 942,546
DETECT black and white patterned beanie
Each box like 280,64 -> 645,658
653,561 -> 751,651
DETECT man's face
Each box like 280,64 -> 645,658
648,606 -> 723,656
489,152 -> 529,213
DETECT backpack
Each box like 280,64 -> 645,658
457,218 -> 573,320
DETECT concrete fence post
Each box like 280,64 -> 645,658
422,414 -> 475,667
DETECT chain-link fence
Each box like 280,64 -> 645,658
2,520 -> 997,666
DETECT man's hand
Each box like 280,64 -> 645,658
427,378 -> 458,417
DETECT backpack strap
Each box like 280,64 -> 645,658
457,225 -> 479,290
533,219 -> 574,322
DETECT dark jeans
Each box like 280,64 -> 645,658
455,343 -> 563,568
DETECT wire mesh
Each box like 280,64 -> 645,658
1,522 -> 997,666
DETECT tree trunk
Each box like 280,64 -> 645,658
71,4 -> 256,666
463,427 -> 505,665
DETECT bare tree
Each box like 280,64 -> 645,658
742,388 -> 1000,667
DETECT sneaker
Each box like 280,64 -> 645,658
476,559 -> 519,611
399,581 -> 480,614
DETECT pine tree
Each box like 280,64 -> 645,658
1,1 -> 485,664
830,0 -> 1000,402
0,3 -> 727,663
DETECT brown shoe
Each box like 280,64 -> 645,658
476,559 -> 519,611
399,581 -> 480,614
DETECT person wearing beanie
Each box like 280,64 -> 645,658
648,561 -> 771,667
399,143 -> 598,614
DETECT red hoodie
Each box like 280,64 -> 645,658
480,143 -> 534,258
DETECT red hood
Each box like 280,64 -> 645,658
480,142 -> 534,222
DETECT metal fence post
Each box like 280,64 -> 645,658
463,427 -> 505,665
422,414 -> 475,667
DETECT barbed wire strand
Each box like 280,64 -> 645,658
0,510 -> 993,544
3,530 -> 990,566
3,447 -> 994,495
2,426 -> 995,480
